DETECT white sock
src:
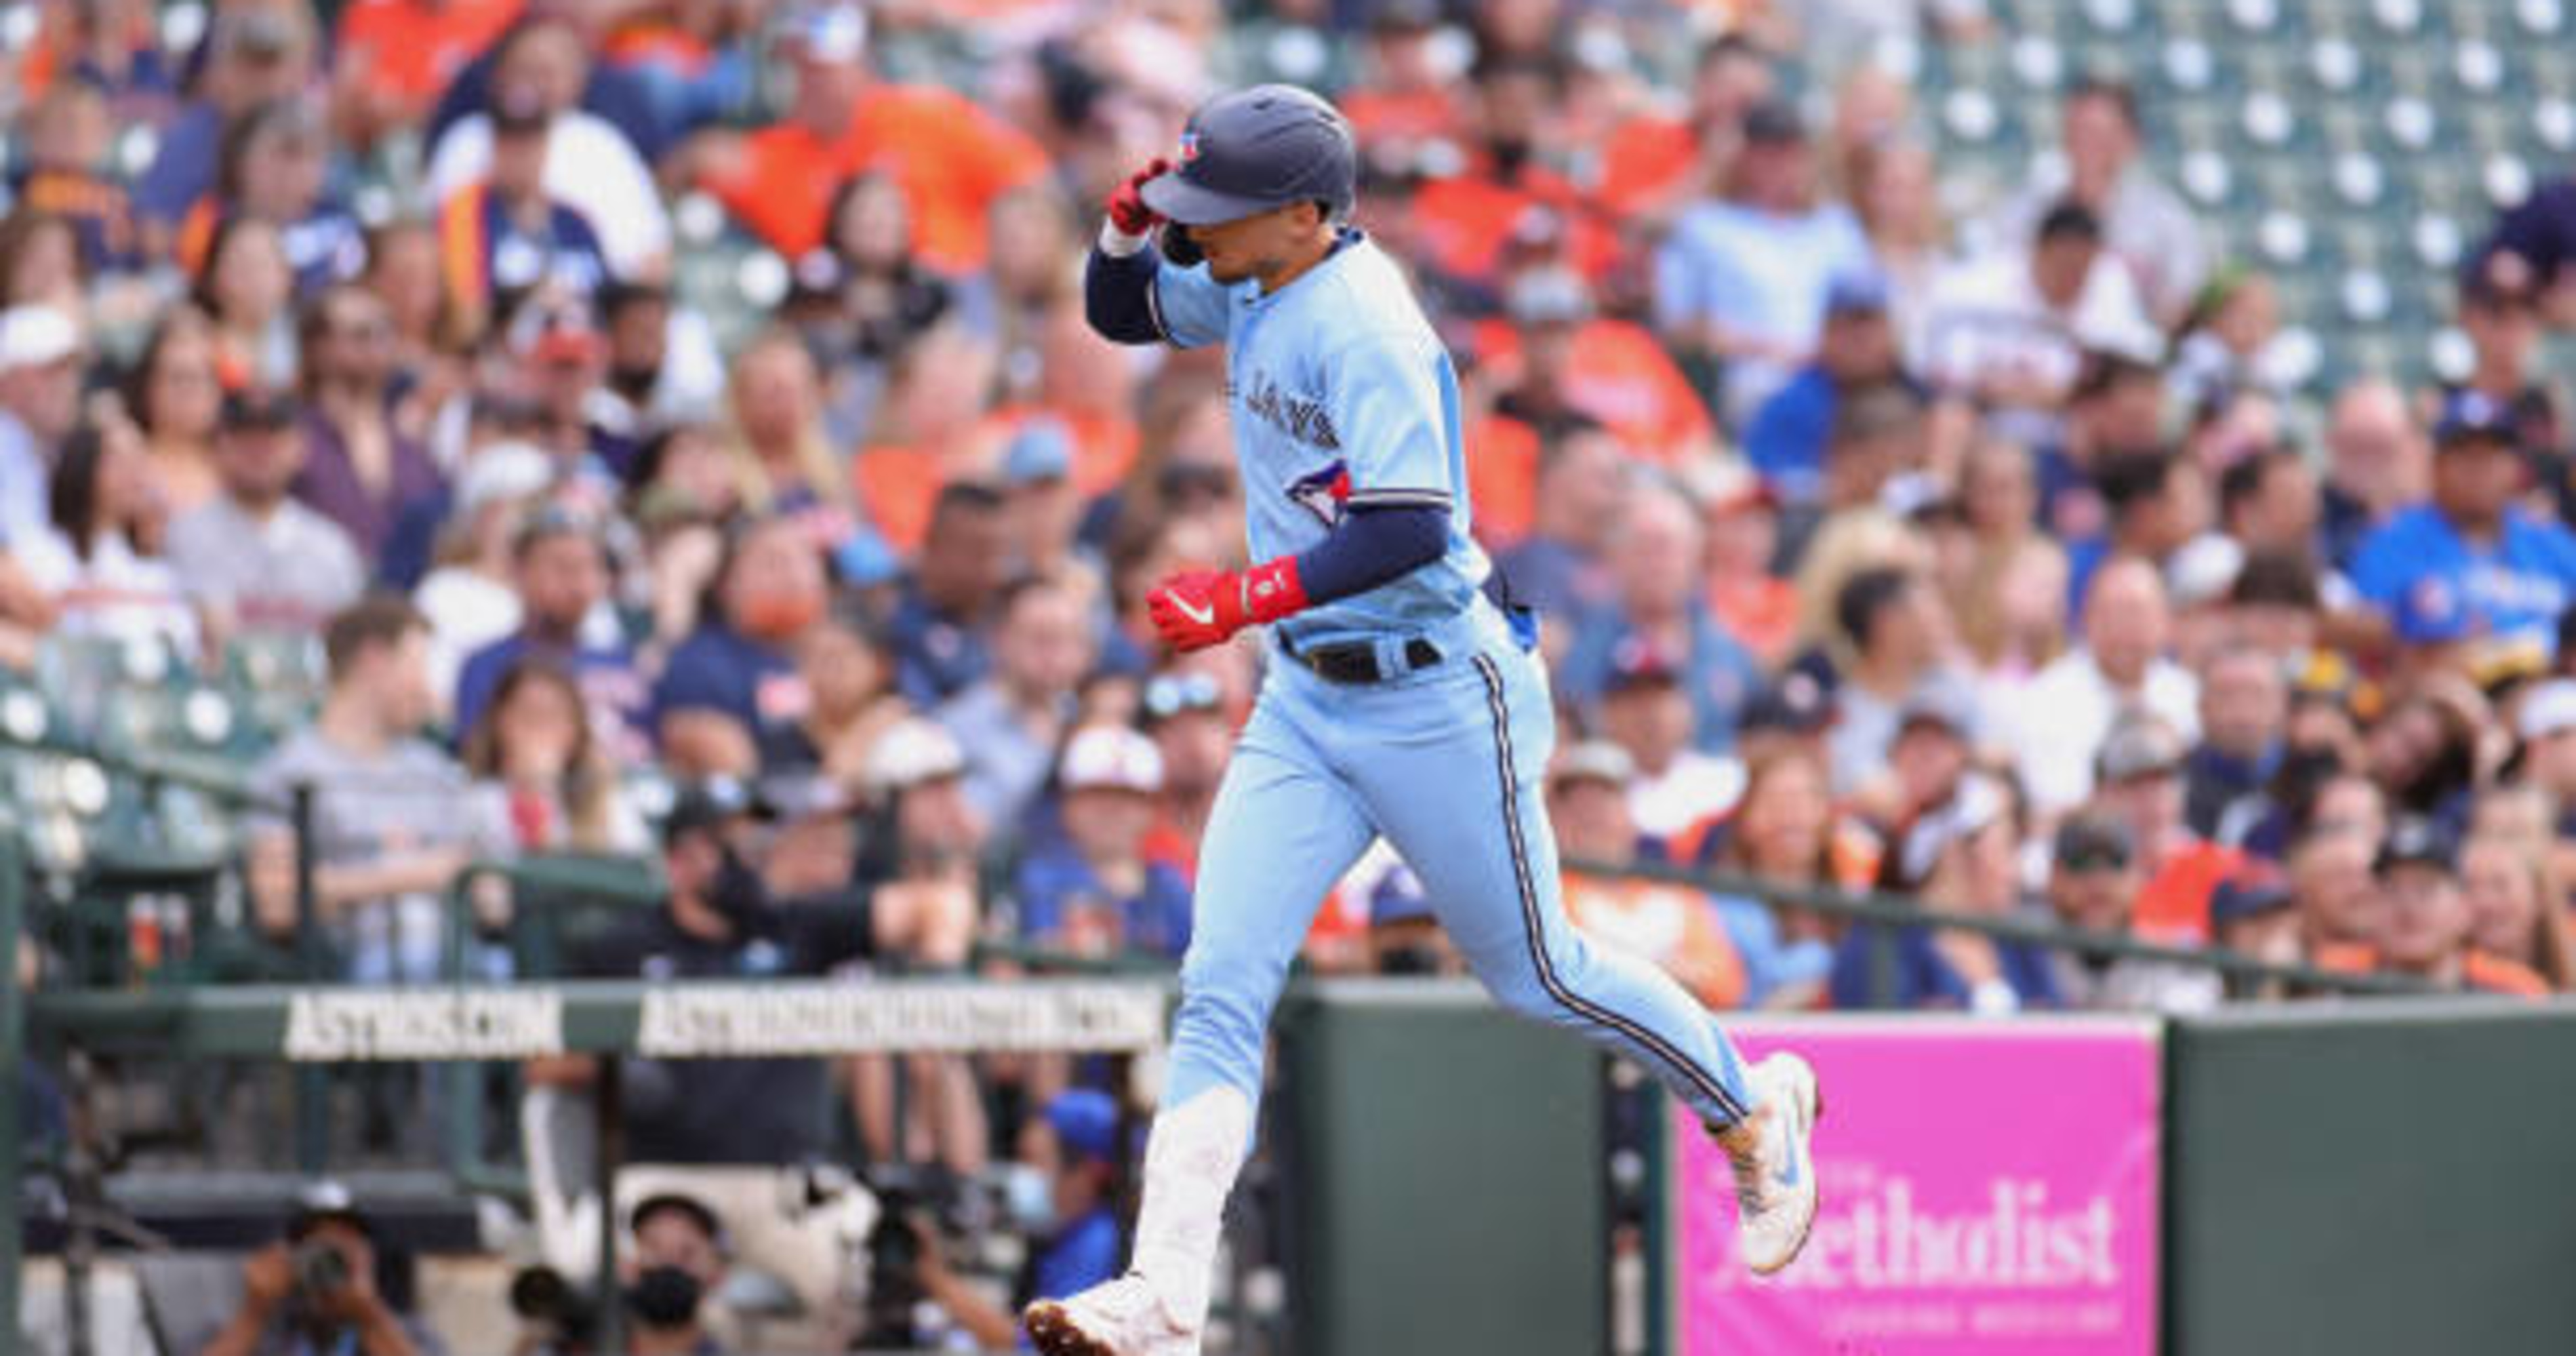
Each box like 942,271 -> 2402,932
1128,1087 -> 1254,1326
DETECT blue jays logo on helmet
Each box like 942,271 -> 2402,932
1179,130 -> 1201,162
1287,460 -> 1352,527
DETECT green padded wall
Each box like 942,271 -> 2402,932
1277,980 -> 1608,1356
2166,999 -> 2576,1356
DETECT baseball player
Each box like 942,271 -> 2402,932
1023,85 -> 1822,1356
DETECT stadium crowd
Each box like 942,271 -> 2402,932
6,0 -> 2576,1347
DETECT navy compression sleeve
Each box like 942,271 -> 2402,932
1085,246 -> 1164,345
1291,504 -> 1449,604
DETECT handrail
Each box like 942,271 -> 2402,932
1570,855 -> 2435,999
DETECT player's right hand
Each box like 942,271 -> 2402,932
1106,157 -> 1171,237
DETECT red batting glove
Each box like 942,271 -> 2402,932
1106,157 -> 1172,238
1148,559 -> 1308,653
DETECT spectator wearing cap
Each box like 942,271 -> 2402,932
434,85 -> 614,342
2350,391 -> 2576,660
1821,565 -> 1971,796
2443,252 -> 2564,473
2184,645 -> 2290,849
938,574 -> 1096,845
1489,424 -> 1628,635
999,420 -> 1094,586
1918,203 -> 2156,436
652,515 -> 828,776
1596,636 -> 1744,845
1138,667 -> 1231,880
291,285 -> 442,567
1654,97 -> 1874,427
2473,177 -> 2576,325
507,298 -> 644,487
1550,740 -> 1749,1011
1833,774 -> 2061,1013
1979,78 -> 2212,325
454,502 -> 647,757
424,14 -> 672,279
1474,266 -> 1718,465
247,597 -> 494,993
1017,724 -> 1192,960
170,387 -> 368,637
0,304 -> 84,547
918,1088 -> 1130,1349
2371,818 -> 2550,997
2040,812 -> 2222,1013
2089,711 -> 2245,943
1742,268 -> 1916,506
195,1179 -> 441,1356
1558,481 -> 1762,755
693,4 -> 1045,274
2008,556 -> 2200,816
1725,673 -> 1836,777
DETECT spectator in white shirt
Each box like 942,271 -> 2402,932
1977,77 -> 2214,325
2011,555 -> 2201,816
1917,202 -> 2157,439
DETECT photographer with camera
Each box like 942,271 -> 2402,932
197,1182 -> 439,1356
895,1090 -> 1129,1350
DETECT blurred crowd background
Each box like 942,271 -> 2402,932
8,0 -> 2576,1347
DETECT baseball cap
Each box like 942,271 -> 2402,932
1603,635 -> 1681,695
454,442 -> 555,518
2166,535 -> 2247,610
1043,1089 -> 1123,1165
1740,674 -> 1833,737
2376,816 -> 2456,874
2460,248 -> 2541,309
1506,266 -> 1594,329
1060,724 -> 1164,795
2432,389 -> 2520,450
1824,269 -> 1892,316
0,306 -> 80,372
1548,740 -> 1636,789
1895,772 -> 2007,886
287,1179 -> 372,1241
2208,862 -> 2292,925
1003,420 -> 1074,486
2094,713 -> 2186,784
1741,98 -> 1807,144
2518,678 -> 2576,743
794,4 -> 869,64
864,718 -> 967,796
1681,458 -> 1777,517
661,776 -> 774,847
2053,814 -> 2135,875
1895,675 -> 1981,742
220,387 -> 302,431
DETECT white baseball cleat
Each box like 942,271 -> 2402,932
1715,1051 -> 1824,1276
1024,1273 -> 1201,1356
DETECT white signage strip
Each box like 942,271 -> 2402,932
636,982 -> 1169,1058
284,989 -> 567,1062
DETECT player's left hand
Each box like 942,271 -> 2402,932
1148,559 -> 1308,652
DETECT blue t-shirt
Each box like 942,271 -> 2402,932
1556,605 -> 1763,755
651,622 -> 807,766
1015,844 -> 1194,959
886,578 -> 991,708
1829,924 -> 2064,1012
1030,1206 -> 1123,1308
1740,365 -> 1837,504
454,632 -> 649,745
2348,503 -> 2576,654
1152,231 -> 1488,643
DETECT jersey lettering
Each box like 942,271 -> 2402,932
1243,371 -> 1342,451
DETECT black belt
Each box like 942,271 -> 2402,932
1278,632 -> 1443,684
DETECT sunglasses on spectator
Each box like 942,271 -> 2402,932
2057,845 -> 2133,874
1144,671 -> 1223,722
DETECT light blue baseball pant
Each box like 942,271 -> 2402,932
1161,603 -> 1756,1129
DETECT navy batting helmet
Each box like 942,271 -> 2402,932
1142,84 -> 1358,227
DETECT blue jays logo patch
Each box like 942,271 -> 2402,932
1287,460 -> 1352,527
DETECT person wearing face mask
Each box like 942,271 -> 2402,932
619,1192 -> 731,1355
915,1091 -> 1129,1351
653,515 -> 830,776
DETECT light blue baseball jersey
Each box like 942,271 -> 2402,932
1151,230 -> 1489,639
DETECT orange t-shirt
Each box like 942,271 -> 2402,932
2463,951 -> 2551,998
851,444 -> 946,556
2133,840 -> 2243,944
1410,167 -> 1622,285
990,404 -> 1140,498
706,84 -> 1047,274
1464,413 -> 1542,548
1563,871 -> 1747,1010
1470,317 -> 1714,463
1594,115 -> 1699,218
338,0 -> 527,108
1710,577 -> 1797,666
1340,86 -> 1464,148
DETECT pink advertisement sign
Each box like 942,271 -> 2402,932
1673,1017 -> 2161,1355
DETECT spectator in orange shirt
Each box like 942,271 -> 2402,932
1409,57 -> 1616,289
1478,266 -> 1719,465
1694,462 -> 1797,667
2375,818 -> 2550,997
1594,34 -> 1776,226
2089,713 -> 2242,944
1337,0 -> 1466,158
697,5 -> 1045,275
334,0 -> 526,145
1552,740 -> 1749,1011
